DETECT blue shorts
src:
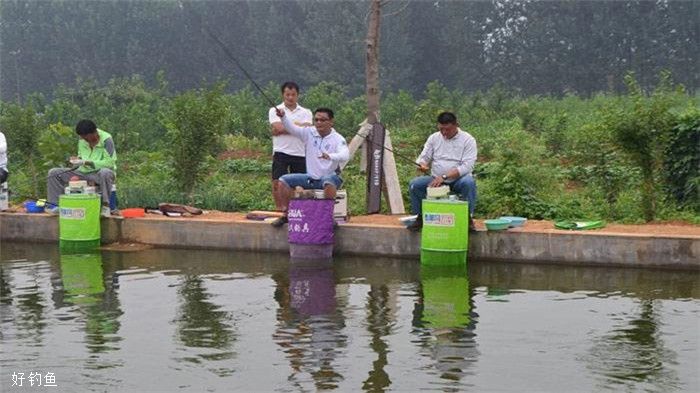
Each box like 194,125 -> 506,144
279,173 -> 343,190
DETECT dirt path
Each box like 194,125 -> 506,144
6,202 -> 697,237
135,211 -> 700,237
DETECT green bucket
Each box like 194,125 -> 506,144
59,194 -> 101,252
421,265 -> 471,329
420,199 -> 469,266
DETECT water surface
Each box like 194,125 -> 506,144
1,242 -> 698,392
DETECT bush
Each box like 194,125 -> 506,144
37,123 -> 75,170
222,159 -> 269,174
604,72 -> 687,221
165,84 -> 229,198
0,102 -> 42,196
42,75 -> 169,152
2,74 -> 698,223
663,108 -> 699,211
382,90 -> 416,127
474,127 -> 559,219
226,86 -> 269,139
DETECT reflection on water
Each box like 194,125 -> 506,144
2,260 -> 50,345
362,282 -> 395,392
59,253 -> 122,355
174,275 -> 235,366
414,265 -> 478,390
0,242 -> 698,392
588,300 -> 680,390
274,259 -> 347,390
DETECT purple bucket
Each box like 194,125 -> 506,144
288,198 -> 335,259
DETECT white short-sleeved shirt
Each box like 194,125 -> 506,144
0,132 -> 7,170
269,103 -> 312,157
417,129 -> 477,178
281,116 -> 350,179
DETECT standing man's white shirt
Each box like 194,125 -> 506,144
0,132 -> 7,171
269,104 -> 312,157
417,128 -> 477,177
281,116 -> 349,179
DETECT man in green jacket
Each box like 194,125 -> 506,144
46,119 -> 117,217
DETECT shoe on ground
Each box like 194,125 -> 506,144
46,206 -> 59,215
407,216 -> 423,232
271,215 -> 288,228
101,205 -> 112,218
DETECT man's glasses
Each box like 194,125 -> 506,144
314,117 -> 330,122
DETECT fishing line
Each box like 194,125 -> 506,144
179,1 -> 276,107
185,4 -> 422,169
201,28 -> 277,107
203,28 -> 276,108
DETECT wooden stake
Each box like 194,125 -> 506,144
382,130 -> 405,214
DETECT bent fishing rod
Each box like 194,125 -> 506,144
194,9 -> 422,170
181,0 -> 275,106
201,25 -> 277,108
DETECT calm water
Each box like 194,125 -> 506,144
1,242 -> 698,392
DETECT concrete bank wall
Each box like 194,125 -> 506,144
1,213 -> 698,269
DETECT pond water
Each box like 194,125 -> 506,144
1,242 -> 698,392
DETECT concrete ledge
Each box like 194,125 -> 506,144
1,213 -> 698,269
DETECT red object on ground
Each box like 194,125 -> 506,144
121,208 -> 145,218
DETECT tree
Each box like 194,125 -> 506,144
0,102 -> 42,195
366,0 -> 381,125
605,72 -> 682,221
165,85 -> 228,199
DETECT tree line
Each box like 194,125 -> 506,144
1,0 -> 697,101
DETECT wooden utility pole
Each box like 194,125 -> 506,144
362,0 -> 405,214
365,0 -> 383,213
366,0 -> 381,125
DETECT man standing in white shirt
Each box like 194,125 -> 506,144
0,131 -> 7,184
407,112 -> 477,232
270,107 -> 349,227
269,81 -> 313,211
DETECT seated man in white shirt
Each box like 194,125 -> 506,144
407,112 -> 477,232
271,107 -> 349,227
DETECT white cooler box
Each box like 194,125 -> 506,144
0,182 -> 8,211
313,189 -> 347,220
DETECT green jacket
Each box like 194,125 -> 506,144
77,129 -> 117,174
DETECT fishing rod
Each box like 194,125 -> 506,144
201,25 -> 277,108
360,131 -> 423,169
24,197 -> 57,208
52,165 -> 80,180
180,0 -> 275,106
9,164 -> 85,207
192,6 -> 422,170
